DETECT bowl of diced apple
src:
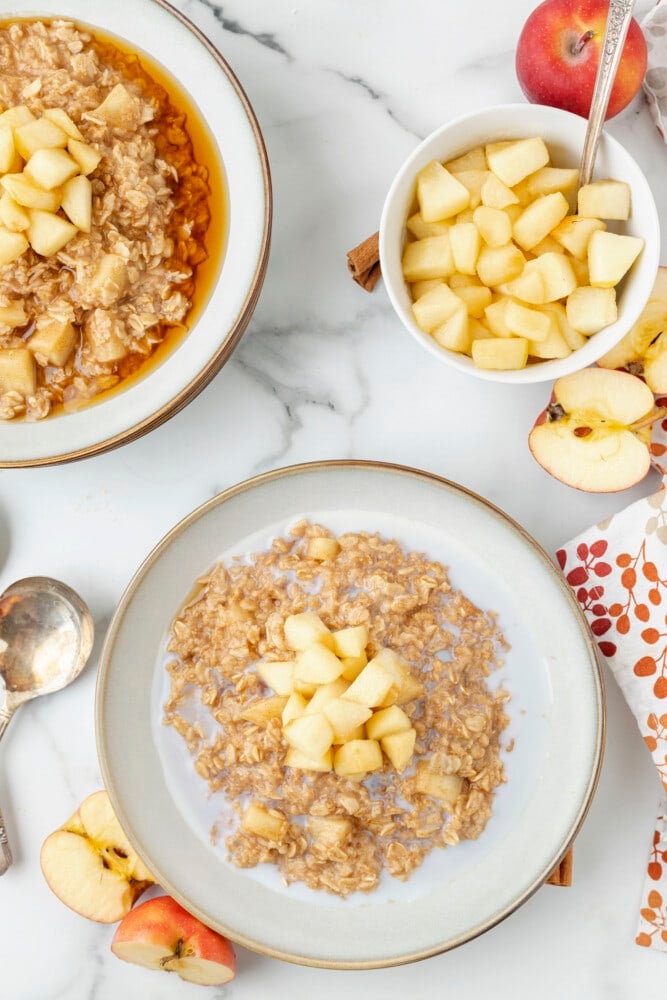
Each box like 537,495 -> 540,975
379,103 -> 660,383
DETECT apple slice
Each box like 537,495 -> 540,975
40,790 -> 154,923
597,267 -> 667,370
111,896 -> 235,986
643,332 -> 667,394
528,368 -> 660,492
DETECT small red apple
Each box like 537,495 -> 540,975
516,0 -> 647,119
111,896 -> 236,986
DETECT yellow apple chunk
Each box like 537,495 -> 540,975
43,108 -> 84,141
432,306 -> 470,353
469,317 -> 495,342
476,243 -> 525,287
24,148 -> 79,190
334,739 -> 383,777
471,337 -> 529,370
342,659 -> 394,708
402,235 -> 454,281
0,226 -> 28,265
454,169 -> 489,209
512,192 -> 569,251
0,302 -> 26,327
445,145 -> 487,173
449,222 -> 481,275
416,160 -> 470,222
0,105 -> 35,129
256,661 -> 294,696
528,320 -> 571,360
381,729 -> 417,773
483,298 -> 513,337
340,653 -> 368,681
322,697 -> 372,742
577,179 -> 631,220
366,704 -> 412,741
28,319 -> 78,367
511,253 -> 577,304
566,286 -> 617,334
0,174 -> 60,211
60,175 -> 92,233
551,215 -> 606,261
239,694 -> 288,725
517,166 -> 579,200
486,136 -> 549,187
14,117 -> 68,160
406,214 -> 451,239
67,138 -> 102,176
284,712 -> 334,757
294,644 -> 344,684
473,205 -> 512,248
451,283 -> 492,318
285,747 -> 334,772
587,231 -> 644,288
281,691 -> 308,726
306,536 -> 340,561
241,803 -> 287,841
94,84 -> 142,129
304,678 -> 349,714
541,302 -> 587,351
411,278 -> 443,299
505,298 -> 551,342
0,192 -> 29,232
531,235 -> 565,256
284,612 -> 334,651
411,281 -> 462,333
0,126 -> 15,174
28,210 -> 77,256
0,348 -> 36,394
415,766 -> 463,806
331,625 -> 368,659
307,815 -> 352,846
481,173 -> 518,209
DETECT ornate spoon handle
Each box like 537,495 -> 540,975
0,701 -> 16,875
579,0 -> 636,187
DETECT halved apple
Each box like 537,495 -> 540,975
40,790 -> 154,923
528,368 -> 661,492
596,266 -> 667,372
111,896 -> 236,986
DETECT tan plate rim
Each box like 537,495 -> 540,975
0,0 -> 272,469
95,459 -> 606,970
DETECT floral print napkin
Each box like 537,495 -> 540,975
556,398 -> 667,951
643,0 -> 667,140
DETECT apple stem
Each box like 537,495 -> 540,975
160,939 -> 184,969
630,407 -> 666,433
571,29 -> 595,56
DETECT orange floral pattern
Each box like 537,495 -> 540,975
557,410 -> 667,952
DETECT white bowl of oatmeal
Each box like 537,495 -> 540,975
96,461 -> 604,969
0,1 -> 271,466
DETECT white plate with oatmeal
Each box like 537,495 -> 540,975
96,461 -> 604,969
0,1 -> 270,466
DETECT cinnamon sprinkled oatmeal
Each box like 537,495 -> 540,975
0,18 -> 212,421
164,522 -> 510,896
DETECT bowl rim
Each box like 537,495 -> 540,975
95,458 -> 606,969
379,102 -> 660,385
0,0 -> 272,468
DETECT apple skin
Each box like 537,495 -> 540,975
516,0 -> 648,119
111,896 -> 236,986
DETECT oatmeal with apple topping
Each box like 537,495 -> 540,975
164,522 -> 510,897
0,18 -> 214,421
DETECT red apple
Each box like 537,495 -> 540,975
516,0 -> 647,119
111,896 -> 236,986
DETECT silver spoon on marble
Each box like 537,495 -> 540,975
0,577 -> 94,875
579,0 -> 637,188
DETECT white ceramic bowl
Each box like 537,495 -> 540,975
380,104 -> 660,384
0,0 -> 271,467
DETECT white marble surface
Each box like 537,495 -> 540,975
1,0 -> 667,996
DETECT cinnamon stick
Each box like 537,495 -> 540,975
347,231 -> 381,292
546,847 -> 573,886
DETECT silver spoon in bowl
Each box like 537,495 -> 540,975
579,0 -> 637,188
0,577 -> 94,875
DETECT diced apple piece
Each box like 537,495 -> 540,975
307,815 -> 351,846
471,337 -> 529,370
0,126 -> 15,174
24,148 -> 79,191
502,203 -> 523,224
531,235 -> 564,256
541,302 -> 587,351
455,208 -> 475,224
342,659 -> 394,708
0,174 -> 61,212
43,108 -> 84,141
0,106 -> 35,129
528,321 -> 571,359
371,649 -> 424,706
340,654 -> 368,681
0,302 -> 26,327
0,348 -> 36,394
294,645 -> 344,684
27,210 -> 78,256
241,803 -> 287,841
411,278 -> 443,299
517,166 -> 579,200
570,256 -> 590,286
566,286 -> 617,334
14,118 -> 68,160
281,692 -> 308,726
451,283 -> 492,318
284,713 -> 334,758
293,678 -> 318,698
322,697 -> 372,742
445,145 -> 487,173
366,705 -> 412,741
577,179 -> 631,220
643,332 -> 667,394
402,235 -> 454,281
432,306 -> 470,353
505,298 -> 551,341
0,192 -> 29,232
587,231 -> 644,288
285,747 -> 333,772
481,173 -> 519,209
284,612 -> 334,651
449,222 -> 481,275
406,213 -> 451,240
381,729 -> 417,773
411,281 -> 462,333
417,160 -> 470,222
551,215 -> 606,261
239,695 -> 289,725
473,205 -> 512,248
256,661 -> 294,696
476,243 -> 525,287
93,84 -> 142,130
501,267 -> 546,305
0,225 -> 28,266
334,739 -> 383,777
306,536 -> 340,561
88,253 -> 128,307
512,192 -> 569,251
509,253 -> 577,304
486,136 -> 549,187
331,625 -> 368,659
483,297 -> 513,337
28,319 -> 78,366
415,765 -> 463,805
59,175 -> 92,234
67,138 -> 102,176
454,169 -> 489,209
449,272 -> 481,289
304,678 -> 349,715
469,317 -> 495,342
